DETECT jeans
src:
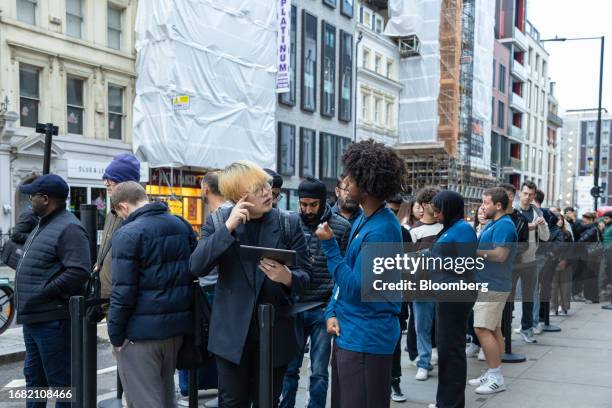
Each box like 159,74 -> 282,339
532,265 -> 541,325
413,301 -> 435,370
22,320 -> 71,408
512,262 -> 537,330
280,307 -> 332,408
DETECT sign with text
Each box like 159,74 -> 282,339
276,0 -> 291,93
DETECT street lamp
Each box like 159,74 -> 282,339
541,35 -> 605,211
354,31 -> 363,142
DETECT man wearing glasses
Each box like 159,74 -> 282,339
264,168 -> 284,208
16,174 -> 91,407
331,176 -> 363,227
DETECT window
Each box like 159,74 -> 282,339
361,91 -> 371,122
386,60 -> 394,79
538,150 -> 543,174
320,133 -> 351,179
301,11 -> 317,112
374,54 -> 382,74
19,65 -> 39,128
534,86 -> 539,112
374,97 -> 382,125
497,101 -> 505,129
107,5 -> 122,50
277,122 -> 296,176
67,77 -> 84,134
338,31 -> 353,122
498,64 -> 506,93
17,0 -> 36,25
540,90 -> 545,115
362,48 -> 370,69
321,21 -> 336,117
492,59 -> 496,87
341,0 -> 353,18
532,147 -> 536,173
374,15 -> 383,34
386,101 -> 394,128
108,85 -> 123,140
300,128 -> 316,177
526,80 -> 531,108
323,0 -> 336,8
361,8 -> 372,29
66,0 -> 83,38
279,5 -> 297,106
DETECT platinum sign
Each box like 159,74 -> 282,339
276,0 -> 290,93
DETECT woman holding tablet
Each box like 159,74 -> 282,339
190,161 -> 310,407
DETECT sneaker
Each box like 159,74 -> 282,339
427,404 -> 438,408
415,367 -> 429,381
465,343 -> 480,358
477,348 -> 486,361
205,397 -> 219,408
409,357 -> 418,367
177,396 -> 190,407
475,375 -> 506,395
533,322 -> 544,335
468,372 -> 489,386
391,382 -> 407,402
520,328 -> 537,343
513,327 -> 521,334
431,348 -> 438,365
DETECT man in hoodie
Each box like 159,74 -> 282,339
98,153 -> 141,300
280,178 -> 351,408
514,181 -> 550,343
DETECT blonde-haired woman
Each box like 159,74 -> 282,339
191,160 -> 310,407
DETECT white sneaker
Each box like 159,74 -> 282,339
520,328 -> 537,343
427,404 -> 438,408
533,322 -> 544,335
415,367 -> 429,381
409,357 -> 418,367
475,375 -> 506,394
177,396 -> 190,407
431,348 -> 438,365
465,343 -> 480,358
513,327 -> 521,334
468,371 -> 489,386
205,397 -> 219,408
477,348 -> 486,361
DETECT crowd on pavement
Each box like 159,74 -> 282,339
2,138 -> 612,408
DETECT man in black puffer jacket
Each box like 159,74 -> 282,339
280,178 -> 350,408
108,181 -> 195,408
16,174 -> 91,406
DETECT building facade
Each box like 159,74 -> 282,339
275,0 -> 356,210
355,1 -> 400,146
546,81 -> 562,207
0,0 -> 138,234
491,39 -> 511,181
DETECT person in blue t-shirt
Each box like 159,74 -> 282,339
314,140 -> 407,408
469,187 -> 518,396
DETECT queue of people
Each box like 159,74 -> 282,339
8,138 -> 612,408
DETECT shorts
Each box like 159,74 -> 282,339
473,291 -> 510,330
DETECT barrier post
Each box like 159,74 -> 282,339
70,296 -> 85,407
259,304 -> 274,408
501,300 -> 526,363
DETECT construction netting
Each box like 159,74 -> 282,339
132,0 -> 277,169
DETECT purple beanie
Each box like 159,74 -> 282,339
103,153 -> 140,183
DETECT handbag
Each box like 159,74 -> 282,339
0,240 -> 24,270
176,284 -> 214,370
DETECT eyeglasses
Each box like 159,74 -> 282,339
273,192 -> 284,202
249,183 -> 272,197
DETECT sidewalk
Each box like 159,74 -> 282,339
1,301 -> 611,407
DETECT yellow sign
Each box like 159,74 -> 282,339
172,95 -> 190,110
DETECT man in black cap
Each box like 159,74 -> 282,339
264,168 -> 284,208
280,177 -> 351,408
15,173 -> 91,406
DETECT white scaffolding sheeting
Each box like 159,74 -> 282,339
133,0 -> 277,169
470,0 -> 495,172
386,0 -> 441,144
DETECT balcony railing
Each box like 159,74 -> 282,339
511,60 -> 527,82
513,27 -> 529,52
510,125 -> 525,141
548,112 -> 563,127
510,93 -> 527,112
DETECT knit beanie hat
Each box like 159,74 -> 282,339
103,153 -> 140,183
298,177 -> 327,200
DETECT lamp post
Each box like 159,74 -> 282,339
541,36 -> 605,211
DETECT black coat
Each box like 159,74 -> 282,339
107,202 -> 196,347
190,207 -> 311,367
15,208 -> 90,324
10,209 -> 39,244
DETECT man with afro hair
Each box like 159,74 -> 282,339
315,139 -> 407,408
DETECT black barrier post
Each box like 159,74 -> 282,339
80,204 -> 98,407
542,301 -> 561,332
188,368 -> 198,408
70,296 -> 85,408
501,301 -> 526,363
259,304 -> 274,408
35,123 -> 59,175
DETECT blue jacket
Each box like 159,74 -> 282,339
429,220 -> 478,286
323,207 -> 402,355
108,202 -> 196,347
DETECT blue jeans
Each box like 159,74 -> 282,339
280,307 -> 332,408
22,320 -> 71,408
413,301 -> 435,370
533,261 -> 543,325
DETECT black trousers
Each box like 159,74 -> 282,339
331,342 -> 393,408
405,302 -> 418,360
511,263 -> 537,330
392,336 -> 402,379
216,344 -> 287,408
435,301 -> 474,408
